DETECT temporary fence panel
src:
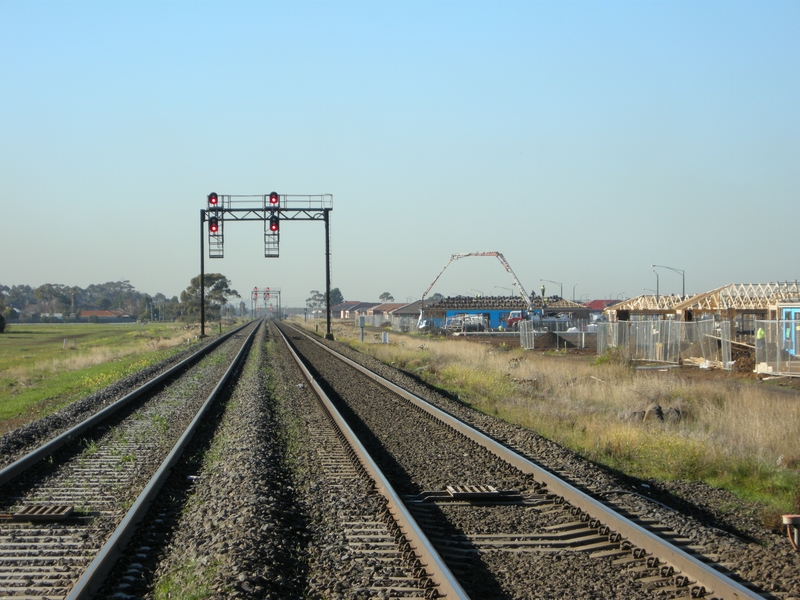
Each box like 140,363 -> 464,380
355,315 -> 382,328
754,320 -> 800,376
597,320 -> 732,370
720,321 -> 732,367
391,315 -> 415,332
520,320 -> 536,350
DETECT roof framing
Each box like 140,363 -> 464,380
606,282 -> 800,320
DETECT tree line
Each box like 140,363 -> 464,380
1,280 -> 410,333
0,275 -> 242,332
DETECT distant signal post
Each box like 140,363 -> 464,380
251,287 -> 282,319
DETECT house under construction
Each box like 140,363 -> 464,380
601,282 -> 800,375
605,282 -> 800,335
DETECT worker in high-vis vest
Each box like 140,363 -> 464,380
756,326 -> 766,353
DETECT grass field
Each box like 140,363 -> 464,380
0,322 -> 201,434
303,318 -> 800,525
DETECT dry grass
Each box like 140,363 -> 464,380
303,318 -> 800,513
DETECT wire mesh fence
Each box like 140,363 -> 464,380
520,320 -> 537,349
754,320 -> 800,376
597,319 -> 733,370
355,314 -> 417,332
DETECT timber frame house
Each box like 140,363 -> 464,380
605,282 -> 800,323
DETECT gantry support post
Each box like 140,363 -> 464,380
325,210 -> 333,340
200,209 -> 206,338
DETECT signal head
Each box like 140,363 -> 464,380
269,214 -> 279,232
209,216 -> 219,233
208,192 -> 219,207
269,191 -> 279,206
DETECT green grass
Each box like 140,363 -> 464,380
152,559 -> 224,600
0,322 -> 210,433
0,347 -> 182,424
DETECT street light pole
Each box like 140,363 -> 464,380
653,270 -> 659,299
540,279 -> 563,299
651,264 -> 685,298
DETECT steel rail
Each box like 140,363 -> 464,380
64,321 -> 260,599
275,324 -> 470,600
288,324 -> 762,600
0,321 -> 252,487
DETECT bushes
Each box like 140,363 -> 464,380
0,313 -> 5,333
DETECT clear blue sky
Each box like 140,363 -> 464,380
2,1 -> 797,306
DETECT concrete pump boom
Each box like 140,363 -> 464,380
421,252 -> 532,311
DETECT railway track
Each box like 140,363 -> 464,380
275,321 -> 768,599
0,321 -> 258,599
0,318 -> 793,598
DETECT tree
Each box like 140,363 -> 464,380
180,274 -> 240,322
34,284 -> 70,317
0,313 -> 5,333
306,290 -> 325,311
329,287 -> 344,306
379,292 -> 394,302
84,281 -> 141,314
430,293 -> 444,302
137,295 -> 152,320
160,297 -> 181,321
4,285 -> 35,311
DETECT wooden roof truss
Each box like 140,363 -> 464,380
673,282 -> 800,312
606,282 -> 800,319
606,294 -> 685,313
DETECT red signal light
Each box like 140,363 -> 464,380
208,192 -> 219,207
209,216 -> 219,233
269,214 -> 279,232
269,191 -> 279,206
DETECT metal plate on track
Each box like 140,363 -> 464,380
446,485 -> 499,499
408,485 -> 524,503
10,505 -> 74,521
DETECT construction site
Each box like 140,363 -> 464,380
597,282 -> 800,376
342,251 -> 800,378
